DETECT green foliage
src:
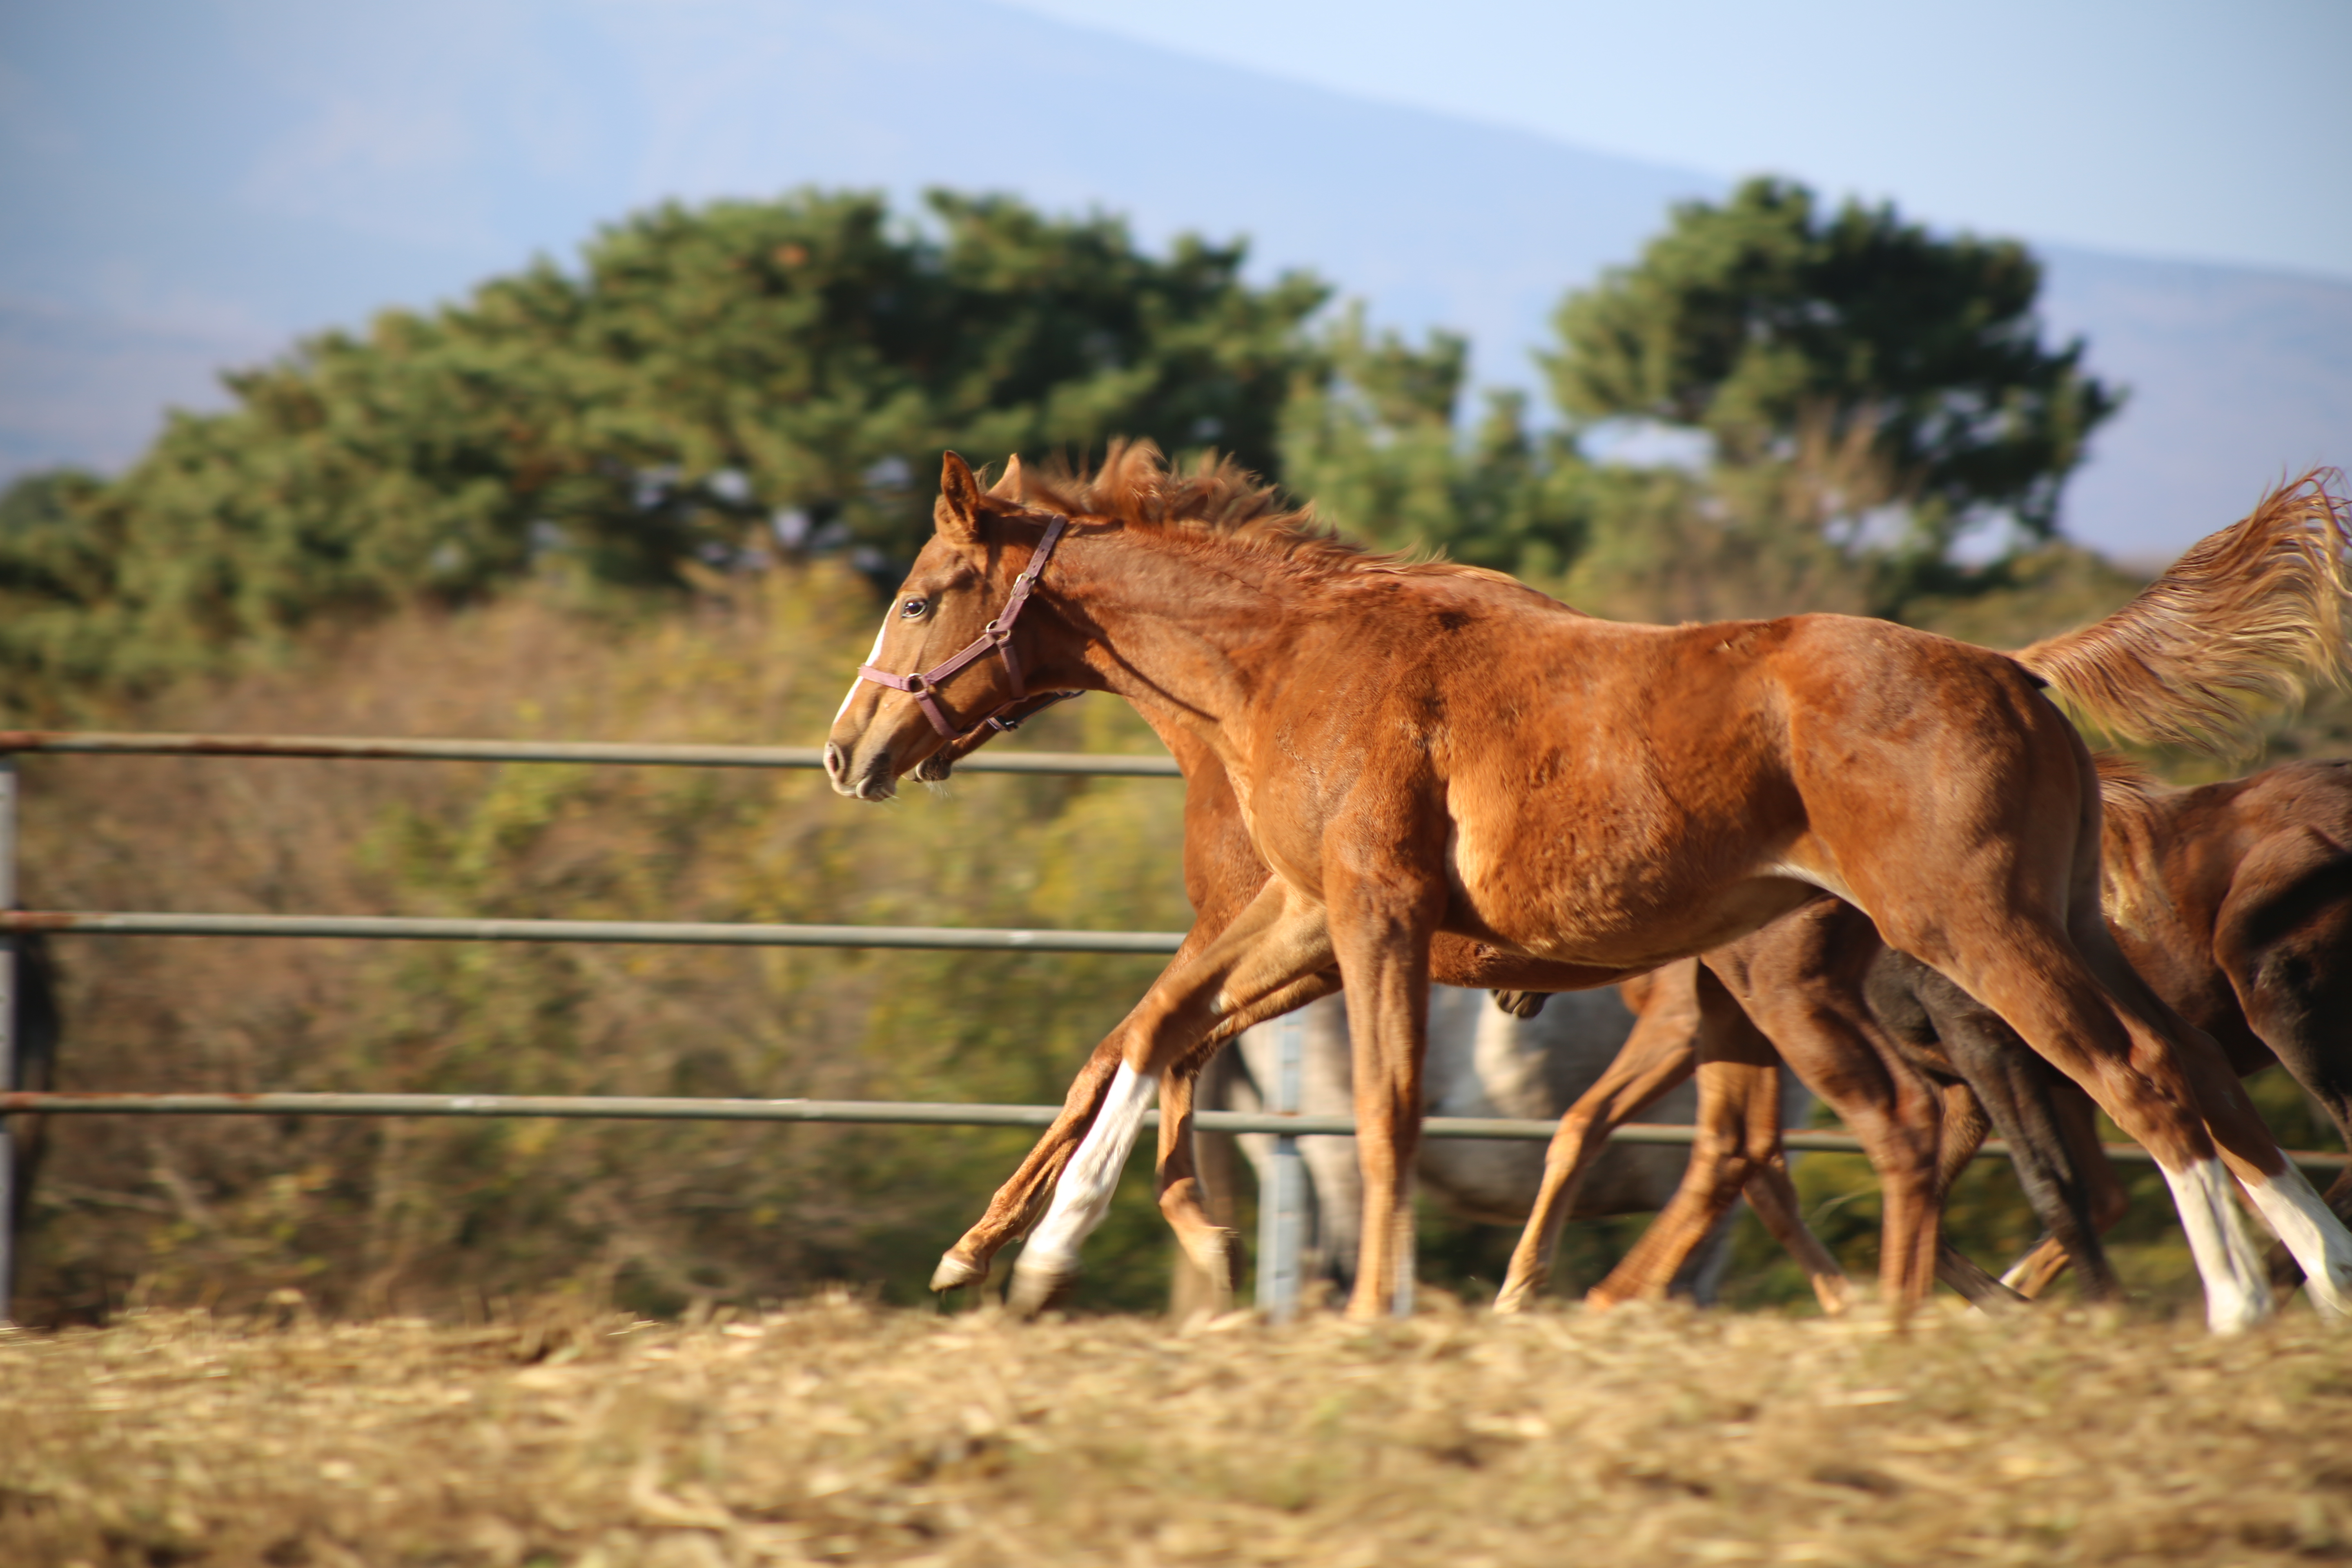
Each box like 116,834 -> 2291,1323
1550,176 -> 2121,597
3,189 -> 1325,694
1278,307 -> 1586,577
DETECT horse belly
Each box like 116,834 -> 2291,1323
1443,815 -> 1813,969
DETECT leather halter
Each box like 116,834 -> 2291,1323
855,514 -> 1078,741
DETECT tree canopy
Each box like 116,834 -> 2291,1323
0,176 -> 2125,696
2,189 -> 1326,688
1277,307 -> 1584,579
1548,177 -> 2121,572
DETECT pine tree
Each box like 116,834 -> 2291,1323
1547,177 -> 2120,592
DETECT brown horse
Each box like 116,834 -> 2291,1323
827,448 -> 2352,1328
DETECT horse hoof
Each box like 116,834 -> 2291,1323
930,1251 -> 987,1292
1489,989 -> 1548,1019
1007,1260 -> 1075,1318
1492,1282 -> 1534,1316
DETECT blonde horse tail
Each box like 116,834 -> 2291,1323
2012,468 -> 2352,755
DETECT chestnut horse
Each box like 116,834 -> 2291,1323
827,448 -> 2352,1329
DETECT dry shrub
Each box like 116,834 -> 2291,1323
6,1299 -> 2352,1566
16,567 -> 1192,1321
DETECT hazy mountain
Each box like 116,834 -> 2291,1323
3,0 -> 2343,555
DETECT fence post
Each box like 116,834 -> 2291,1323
1255,1005 -> 1306,1321
0,752 -> 17,1324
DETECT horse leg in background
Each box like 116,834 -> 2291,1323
1999,1080 -> 2130,1298
1494,962 -> 1702,1311
1586,962 -> 1795,1309
1902,960 -> 2123,1301
1009,881 -> 1337,1316
1170,1050 -> 1246,1317
1734,1148 -> 1854,1314
1152,1055 -> 1236,1313
1697,908 -> 1953,1320
1913,1080 -> 2034,1307
2218,843 -> 2352,1263
1494,960 -> 1850,1314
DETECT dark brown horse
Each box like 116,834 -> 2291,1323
1494,931 -> 2119,1314
827,449 -> 2351,1328
1502,752 -> 2352,1311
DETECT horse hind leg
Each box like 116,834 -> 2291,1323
1909,911 -> 2281,1332
2070,901 -> 2352,1321
1913,967 -> 2123,1302
2221,854 -> 2352,1258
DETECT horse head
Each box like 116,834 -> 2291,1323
824,452 -> 1089,800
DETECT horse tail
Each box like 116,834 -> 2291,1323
2012,468 -> 2352,755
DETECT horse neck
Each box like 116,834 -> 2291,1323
1049,525 -> 1310,755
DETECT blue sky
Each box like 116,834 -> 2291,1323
2,0 -> 2345,553
1005,0 -> 2352,280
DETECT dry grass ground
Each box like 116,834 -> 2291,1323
8,1298 -> 2352,1568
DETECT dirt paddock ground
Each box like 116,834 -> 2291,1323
7,1296 -> 2352,1567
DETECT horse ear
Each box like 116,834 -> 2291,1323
935,451 -> 984,542
985,454 -> 1025,501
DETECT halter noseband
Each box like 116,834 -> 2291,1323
856,513 -> 1080,741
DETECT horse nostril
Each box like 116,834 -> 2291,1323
823,742 -> 845,781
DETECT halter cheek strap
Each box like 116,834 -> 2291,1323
856,514 -> 1076,740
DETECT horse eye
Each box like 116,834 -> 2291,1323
900,597 -> 927,619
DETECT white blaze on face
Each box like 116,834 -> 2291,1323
835,620 -> 892,723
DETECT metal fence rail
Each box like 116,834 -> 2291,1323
8,1091 -> 2343,1169
0,730 -> 1181,775
5,730 -> 2349,1327
0,911 -> 1185,954
0,729 -> 1189,1319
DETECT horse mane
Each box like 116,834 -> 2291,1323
2013,469 -> 2352,755
1014,439 -> 1531,590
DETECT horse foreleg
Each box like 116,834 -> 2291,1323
1008,881 -> 1336,1316
1737,1161 -> 1853,1314
1495,961 -> 1704,1313
932,1035 -> 1125,1292
1325,865 -> 1446,1322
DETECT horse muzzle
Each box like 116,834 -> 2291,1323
823,739 -> 898,802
